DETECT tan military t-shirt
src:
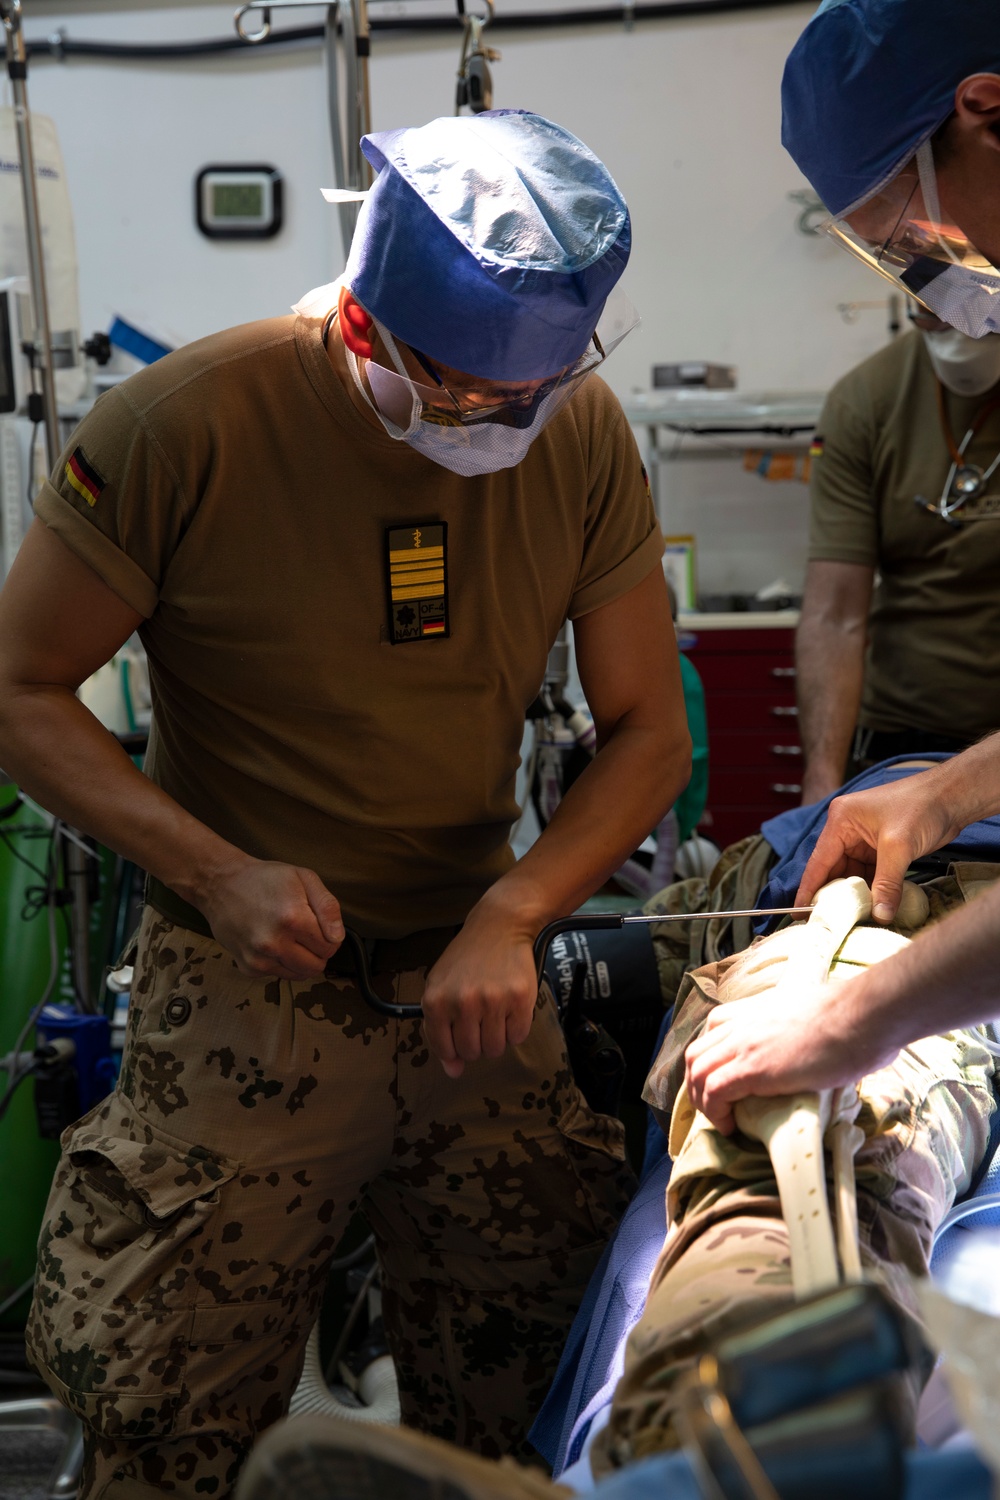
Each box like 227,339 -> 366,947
37,314 -> 661,937
809,329 -> 1000,738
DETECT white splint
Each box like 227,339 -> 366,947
671,877 -> 928,1300
733,877 -> 872,1296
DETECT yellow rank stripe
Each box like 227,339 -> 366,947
390,537 -> 445,600
392,582 -> 446,602
392,558 -> 444,573
391,569 -> 443,590
389,546 -> 444,562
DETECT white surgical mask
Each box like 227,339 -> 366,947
295,279 -> 638,477
344,324 -> 563,476
922,328 -> 1000,397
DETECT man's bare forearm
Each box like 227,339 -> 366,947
478,716 -> 691,937
0,683 -> 247,905
796,562 -> 871,801
797,618 -> 863,795
841,879 -> 1000,1051
923,731 -> 1000,828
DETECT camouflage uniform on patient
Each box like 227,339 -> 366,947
589,861 -> 999,1475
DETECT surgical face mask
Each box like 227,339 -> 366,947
343,289 -> 639,477
922,327 -> 1000,397
824,139 -> 1000,340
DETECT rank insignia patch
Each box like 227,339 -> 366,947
385,522 -> 449,644
64,447 -> 106,507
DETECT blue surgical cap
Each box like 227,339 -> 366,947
344,110 -> 631,381
782,0 -> 1000,218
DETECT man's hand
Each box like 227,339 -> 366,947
796,772 -> 959,921
421,908 -> 539,1079
197,856 -> 345,980
684,978 -> 898,1134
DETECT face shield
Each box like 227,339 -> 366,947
345,287 -> 640,476
824,139 -> 1000,339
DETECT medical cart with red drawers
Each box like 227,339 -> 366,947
679,614 -> 801,852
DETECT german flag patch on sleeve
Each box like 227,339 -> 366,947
64,447 -> 106,507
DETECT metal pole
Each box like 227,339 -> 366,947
0,1 -> 59,471
239,0 -> 372,259
0,4 -> 90,1007
354,0 -> 372,151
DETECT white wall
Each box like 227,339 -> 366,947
23,1 -> 898,593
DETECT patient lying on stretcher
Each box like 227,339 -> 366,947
587,872 -> 998,1476
236,865 -> 999,1499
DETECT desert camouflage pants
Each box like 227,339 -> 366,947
26,909 -> 634,1499
591,944 -> 997,1475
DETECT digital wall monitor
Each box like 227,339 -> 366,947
196,165 -> 284,239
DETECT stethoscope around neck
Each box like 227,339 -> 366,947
916,381 -> 1000,525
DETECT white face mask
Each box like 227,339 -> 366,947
344,317 -> 592,477
922,327 -> 1000,397
315,286 -> 639,478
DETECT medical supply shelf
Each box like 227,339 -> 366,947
677,613 -> 800,850
623,391 -> 824,513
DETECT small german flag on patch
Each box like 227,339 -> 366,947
809,436 -> 825,459
64,447 -> 106,508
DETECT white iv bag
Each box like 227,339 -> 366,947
0,107 -> 84,406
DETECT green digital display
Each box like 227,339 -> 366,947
211,180 -> 265,220
197,165 -> 282,239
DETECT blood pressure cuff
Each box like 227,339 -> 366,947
542,923 -> 663,1098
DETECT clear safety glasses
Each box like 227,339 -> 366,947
822,140 -> 1000,338
360,288 -> 641,435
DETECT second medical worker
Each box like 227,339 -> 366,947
796,312 -> 1000,802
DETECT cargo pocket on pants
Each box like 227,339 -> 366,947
29,1091 -> 240,1440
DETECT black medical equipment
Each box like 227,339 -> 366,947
678,1282 -> 917,1499
331,907 -> 813,1021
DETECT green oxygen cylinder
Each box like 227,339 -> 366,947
0,790 -> 66,1326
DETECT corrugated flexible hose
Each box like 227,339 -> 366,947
289,1321 -> 400,1423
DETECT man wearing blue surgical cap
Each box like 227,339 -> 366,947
782,0 -> 1000,339
683,4 -> 1000,1137
0,111 -> 691,1497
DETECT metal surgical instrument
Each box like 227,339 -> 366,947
333,907 -> 814,1020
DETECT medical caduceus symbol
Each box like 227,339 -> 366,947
413,528 -> 422,548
